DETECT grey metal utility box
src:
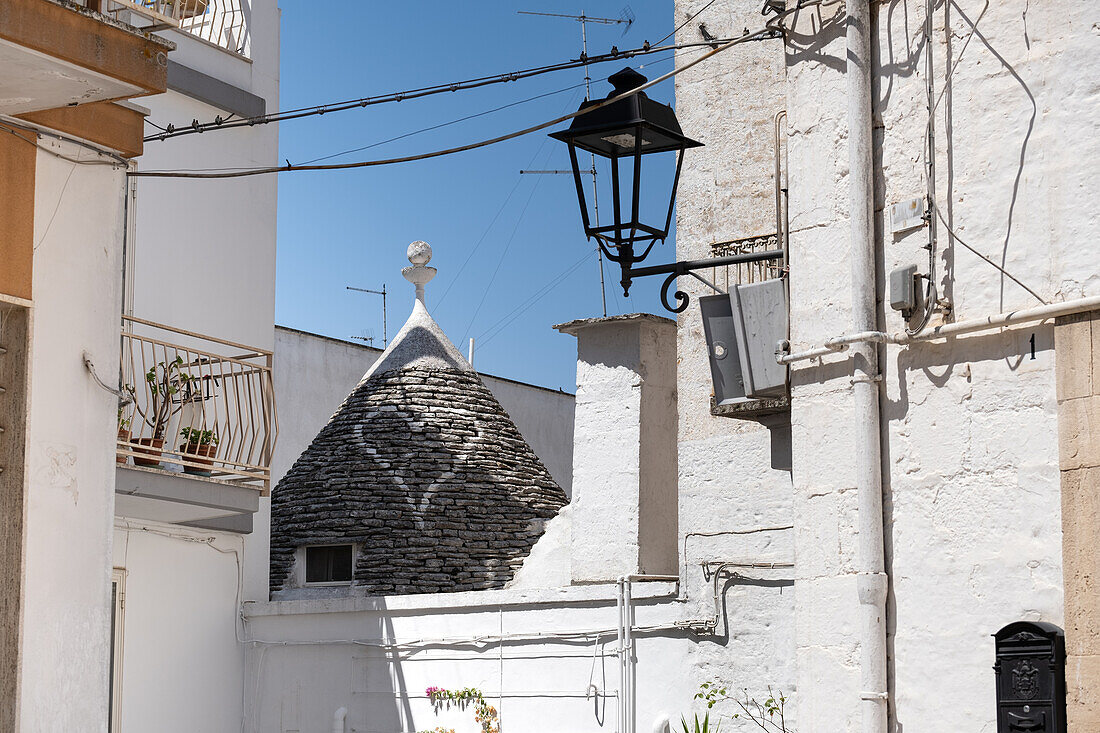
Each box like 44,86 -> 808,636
889,264 -> 919,315
701,279 -> 789,407
730,278 -> 789,398
700,293 -> 746,407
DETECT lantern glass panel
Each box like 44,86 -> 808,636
582,146 -> 680,250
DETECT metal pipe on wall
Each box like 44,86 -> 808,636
776,294 -> 1100,365
845,2 -> 890,732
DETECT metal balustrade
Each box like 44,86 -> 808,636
80,0 -> 250,57
709,232 -> 785,288
117,315 -> 277,492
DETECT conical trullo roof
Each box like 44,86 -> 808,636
270,242 -> 567,597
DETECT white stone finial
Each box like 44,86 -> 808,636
402,240 -> 437,304
407,240 -> 432,265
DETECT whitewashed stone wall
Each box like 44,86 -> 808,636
673,0 -> 798,728
674,0 -> 1099,730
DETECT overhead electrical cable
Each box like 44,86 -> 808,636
934,205 -> 1047,305
0,119 -> 129,167
654,0 -> 720,47
462,163 -> 551,343
437,90 -> 583,309
129,14 -> 807,180
142,38 -> 753,143
300,81 -> 591,166
477,250 -> 596,348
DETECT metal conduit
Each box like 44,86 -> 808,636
776,294 -> 1100,365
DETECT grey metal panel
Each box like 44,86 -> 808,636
699,294 -> 748,406
166,61 -> 265,119
730,279 -> 789,398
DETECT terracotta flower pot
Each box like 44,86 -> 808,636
133,437 -> 165,467
116,428 -> 131,464
181,443 -> 216,476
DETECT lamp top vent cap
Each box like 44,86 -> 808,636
547,66 -> 702,157
607,67 -> 647,95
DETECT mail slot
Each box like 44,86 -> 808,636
993,621 -> 1066,733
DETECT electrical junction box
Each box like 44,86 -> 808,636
889,264 -> 919,315
701,279 -> 789,406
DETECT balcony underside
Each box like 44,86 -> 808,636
0,0 -> 171,116
116,465 -> 259,534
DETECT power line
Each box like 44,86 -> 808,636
300,81 -> 589,166
142,38 -> 742,143
477,250 -> 596,348
462,157 -> 552,343
655,0 -> 720,47
129,26 -> 781,180
437,91 -> 582,309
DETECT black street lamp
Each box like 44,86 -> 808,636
551,67 -> 702,297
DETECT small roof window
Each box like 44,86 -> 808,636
305,545 -> 353,584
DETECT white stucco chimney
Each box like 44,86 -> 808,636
554,313 -> 678,583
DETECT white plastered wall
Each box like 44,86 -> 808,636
672,0 -> 798,726
672,0 -> 1096,730
111,3 -> 281,730
111,520 -> 244,733
130,2 -> 281,349
19,138 -> 127,732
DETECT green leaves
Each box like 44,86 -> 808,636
691,680 -> 791,732
680,711 -> 719,733
180,427 -> 218,446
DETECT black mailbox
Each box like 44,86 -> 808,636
993,621 -> 1067,733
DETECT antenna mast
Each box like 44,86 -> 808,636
518,8 -> 633,317
346,284 -> 388,348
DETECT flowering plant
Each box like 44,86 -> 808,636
421,686 -> 499,733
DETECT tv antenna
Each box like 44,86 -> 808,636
346,284 -> 387,348
350,330 -> 375,347
517,8 -> 635,318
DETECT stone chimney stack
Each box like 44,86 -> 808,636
554,314 -> 678,583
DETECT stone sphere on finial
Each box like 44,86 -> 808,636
407,240 -> 432,266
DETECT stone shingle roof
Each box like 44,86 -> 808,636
269,297 -> 567,597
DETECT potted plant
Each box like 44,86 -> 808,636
127,356 -> 194,468
180,427 -> 218,476
117,406 -> 131,465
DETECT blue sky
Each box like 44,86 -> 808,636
275,1 -> 678,391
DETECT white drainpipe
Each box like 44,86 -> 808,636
617,577 -> 635,733
332,706 -> 347,733
846,1 -> 890,732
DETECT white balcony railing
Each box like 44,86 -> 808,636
117,316 -> 277,492
86,0 -> 250,57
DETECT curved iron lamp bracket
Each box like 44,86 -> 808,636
625,248 -> 786,313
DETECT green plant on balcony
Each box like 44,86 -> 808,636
116,405 -> 131,465
126,356 -> 194,467
180,426 -> 218,476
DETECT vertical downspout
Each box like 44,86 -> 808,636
846,1 -> 889,732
